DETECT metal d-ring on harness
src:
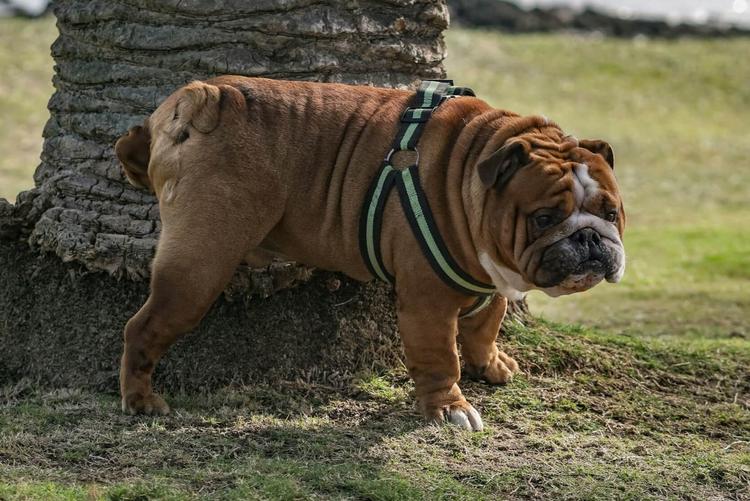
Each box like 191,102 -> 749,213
358,80 -> 496,318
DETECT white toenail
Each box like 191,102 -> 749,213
467,406 -> 484,432
448,409 -> 472,430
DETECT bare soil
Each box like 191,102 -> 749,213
0,240 -> 401,393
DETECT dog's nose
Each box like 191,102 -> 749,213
573,228 -> 602,245
573,228 -> 600,246
573,228 -> 604,260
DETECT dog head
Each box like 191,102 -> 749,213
474,116 -> 625,299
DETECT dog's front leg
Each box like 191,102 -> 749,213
458,296 -> 519,385
396,294 -> 484,431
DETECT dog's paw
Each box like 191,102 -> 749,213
426,400 -> 484,432
497,350 -> 520,373
465,350 -> 519,385
122,392 -> 171,416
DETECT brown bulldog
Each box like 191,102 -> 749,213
115,76 -> 626,431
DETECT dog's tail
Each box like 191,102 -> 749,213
169,81 -> 222,137
115,124 -> 152,190
147,80 -> 222,147
115,81 -> 224,191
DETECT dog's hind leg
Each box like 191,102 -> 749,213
119,177 -> 283,415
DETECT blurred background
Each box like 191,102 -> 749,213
1,0 -> 748,342
520,0 -> 750,26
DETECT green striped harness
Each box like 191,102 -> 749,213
358,80 -> 496,318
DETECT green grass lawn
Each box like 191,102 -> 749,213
1,18 -> 748,500
0,17 -> 55,203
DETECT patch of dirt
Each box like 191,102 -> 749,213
0,240 -> 402,393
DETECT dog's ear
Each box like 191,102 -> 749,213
580,139 -> 614,170
174,81 -> 222,135
115,124 -> 152,190
477,139 -> 531,191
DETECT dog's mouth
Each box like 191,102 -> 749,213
531,225 -> 622,289
557,261 -> 606,293
540,259 -> 613,297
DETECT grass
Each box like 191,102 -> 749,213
0,17 -> 748,500
1,319 -> 748,499
0,16 -> 56,203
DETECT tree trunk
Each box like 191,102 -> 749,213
0,0 -> 450,390
11,0 -> 448,282
504,296 -> 531,326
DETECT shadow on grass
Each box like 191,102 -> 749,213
1,319 -> 748,499
0,378 -> 449,499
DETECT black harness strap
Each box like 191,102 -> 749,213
358,80 -> 496,318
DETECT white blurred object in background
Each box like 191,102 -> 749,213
519,0 -> 750,27
0,0 -> 50,18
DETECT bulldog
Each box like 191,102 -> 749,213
115,76 -> 625,431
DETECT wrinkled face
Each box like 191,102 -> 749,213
477,135 -> 626,299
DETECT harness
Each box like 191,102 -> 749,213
358,80 -> 496,318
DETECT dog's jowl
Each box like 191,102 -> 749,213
115,77 -> 625,430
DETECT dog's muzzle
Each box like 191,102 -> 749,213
535,227 -> 620,292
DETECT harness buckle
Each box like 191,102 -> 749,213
385,148 -> 419,169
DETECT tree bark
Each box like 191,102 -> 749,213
505,296 -> 531,326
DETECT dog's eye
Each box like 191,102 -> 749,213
534,214 -> 554,229
605,210 -> 618,222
